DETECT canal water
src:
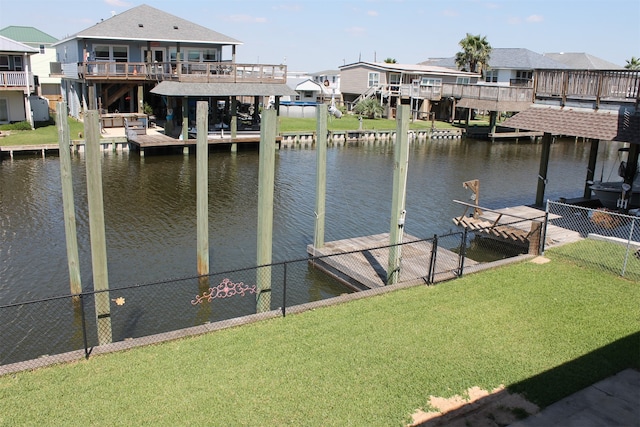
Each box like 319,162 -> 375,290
0,138 -> 625,306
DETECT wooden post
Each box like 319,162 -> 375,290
387,104 -> 410,285
536,132 -> 553,207
584,138 -> 599,199
84,110 -> 112,345
314,104 -> 328,249
182,96 -> 189,142
137,85 -> 144,114
196,101 -> 209,280
256,108 -> 277,313
230,96 -> 238,153
57,102 -> 82,296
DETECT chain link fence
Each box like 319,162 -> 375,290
545,201 -> 640,281
1,230 -> 529,374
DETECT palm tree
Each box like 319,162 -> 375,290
625,56 -> 640,70
354,98 -> 384,119
455,33 -> 492,73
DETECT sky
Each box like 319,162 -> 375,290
1,0 -> 639,72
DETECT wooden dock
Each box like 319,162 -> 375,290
127,131 -> 279,150
307,233 -> 476,290
453,203 -> 584,250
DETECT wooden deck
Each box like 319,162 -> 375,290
307,233 -> 475,290
453,203 -> 584,249
128,132 -> 278,149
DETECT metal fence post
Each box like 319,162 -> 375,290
282,263 -> 287,317
458,229 -> 467,277
428,234 -> 438,284
79,294 -> 92,359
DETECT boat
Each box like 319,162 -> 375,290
590,181 -> 640,210
590,147 -> 640,210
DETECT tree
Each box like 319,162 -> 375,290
384,58 -> 397,63
455,33 -> 492,73
625,56 -> 640,70
354,98 -> 384,119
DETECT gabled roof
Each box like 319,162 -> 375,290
296,79 -> 323,91
431,48 -> 568,70
309,69 -> 340,76
55,4 -> 241,46
0,35 -> 38,53
340,61 -> 479,77
0,26 -> 58,44
543,52 -> 623,70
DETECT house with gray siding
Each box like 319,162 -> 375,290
53,4 -> 294,134
339,61 -> 479,118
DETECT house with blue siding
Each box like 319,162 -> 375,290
53,4 -> 294,134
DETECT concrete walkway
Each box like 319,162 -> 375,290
509,369 -> 640,427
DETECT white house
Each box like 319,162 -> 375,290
0,35 -> 37,125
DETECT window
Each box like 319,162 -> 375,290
94,45 -> 110,61
456,77 -> 471,85
112,46 -> 128,62
0,56 -> 8,71
203,49 -> 217,62
389,73 -> 401,89
421,78 -> 441,86
39,45 -> 45,54
516,70 -> 532,80
485,70 -> 498,83
13,56 -> 22,71
368,72 -> 380,88
188,50 -> 201,62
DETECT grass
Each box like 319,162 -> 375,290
0,114 -> 464,147
0,117 -> 84,146
0,248 -> 638,426
278,115 -> 457,133
550,238 -> 640,279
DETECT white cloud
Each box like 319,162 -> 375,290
442,9 -> 459,17
367,10 -> 379,16
526,14 -> 544,23
225,14 -> 268,23
104,0 -> 130,7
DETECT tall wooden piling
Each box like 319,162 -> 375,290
57,102 -> 82,296
196,102 -> 209,280
84,110 -> 112,345
387,104 -> 410,285
314,104 -> 328,249
256,109 -> 277,313
584,138 -> 599,199
535,132 -> 552,206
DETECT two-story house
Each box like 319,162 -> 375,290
339,61 -> 479,119
0,35 -> 37,125
430,48 -> 569,87
0,26 -> 61,108
53,4 -> 294,135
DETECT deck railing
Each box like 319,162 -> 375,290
0,71 -> 33,89
442,83 -> 534,103
534,69 -> 640,106
78,61 -> 287,83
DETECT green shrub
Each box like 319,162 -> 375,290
0,121 -> 32,131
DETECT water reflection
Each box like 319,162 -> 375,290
0,138 -> 625,306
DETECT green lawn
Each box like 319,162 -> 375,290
0,247 -> 637,426
0,117 -> 84,146
0,114 -> 466,147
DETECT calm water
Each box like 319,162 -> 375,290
0,138 -> 625,305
